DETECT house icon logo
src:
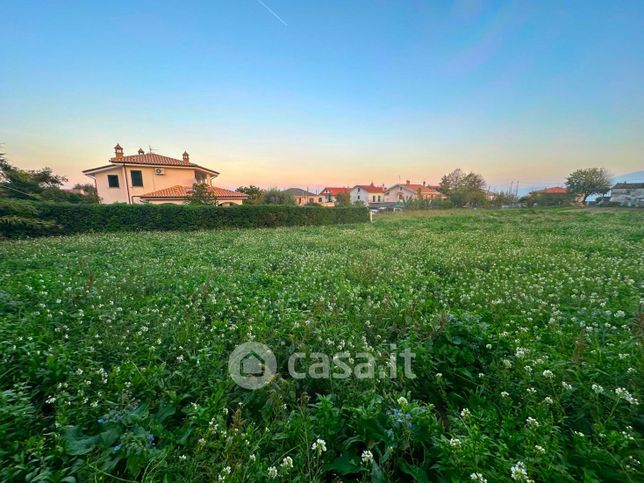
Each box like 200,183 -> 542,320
228,342 -> 277,389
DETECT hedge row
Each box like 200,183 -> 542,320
0,200 -> 369,238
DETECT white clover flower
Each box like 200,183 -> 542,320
449,437 -> 461,448
470,472 -> 487,482
542,369 -> 554,378
267,466 -> 278,479
361,450 -> 374,464
397,396 -> 408,406
311,438 -> 327,454
281,456 -> 293,469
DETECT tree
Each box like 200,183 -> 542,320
236,185 -> 263,204
0,153 -> 98,203
185,183 -> 217,205
261,189 -> 295,205
334,191 -> 351,206
565,168 -> 611,203
438,169 -> 487,207
1,154 -> 66,200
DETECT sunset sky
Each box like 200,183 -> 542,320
1,0 -> 643,192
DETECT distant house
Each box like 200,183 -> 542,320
384,181 -> 443,203
530,186 -> 568,195
610,183 -> 644,207
320,187 -> 350,206
284,188 -> 318,205
526,186 -> 575,206
83,144 -> 246,205
350,184 -> 385,205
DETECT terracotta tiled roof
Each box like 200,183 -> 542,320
110,153 -> 190,166
138,185 -> 247,199
84,152 -> 220,176
321,187 -> 349,195
353,184 -> 385,193
531,187 -> 568,194
391,183 -> 441,194
284,188 -> 316,196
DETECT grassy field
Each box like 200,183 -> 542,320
1,209 -> 642,482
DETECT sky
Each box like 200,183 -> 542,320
1,0 -> 643,192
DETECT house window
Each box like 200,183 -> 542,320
357,195 -> 360,200
372,195 -> 376,202
107,175 -> 119,188
130,170 -> 143,187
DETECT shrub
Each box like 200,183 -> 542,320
0,200 -> 368,238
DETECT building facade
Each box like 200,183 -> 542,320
83,145 -> 246,205
610,183 -> 644,207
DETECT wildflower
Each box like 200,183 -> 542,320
449,437 -> 461,448
436,372 -> 443,380
542,369 -> 554,378
397,396 -> 408,405
502,359 -> 512,368
534,445 -> 546,454
543,396 -> 554,404
592,384 -> 604,394
526,387 -> 537,395
249,454 -> 256,462
526,417 -> 540,428
470,472 -> 488,482
614,387 -> 639,405
311,438 -> 327,455
561,381 -> 573,390
501,391 -> 510,398
485,344 -> 492,349
179,455 -> 187,461
267,466 -> 278,479
361,450 -> 374,464
281,456 -> 293,469
573,431 -> 585,437
460,408 -> 471,419
510,461 -> 530,481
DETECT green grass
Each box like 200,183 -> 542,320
1,209 -> 642,482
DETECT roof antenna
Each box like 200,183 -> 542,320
148,145 -> 156,154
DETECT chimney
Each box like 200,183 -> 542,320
406,179 -> 410,185
183,151 -> 189,163
114,143 -> 124,159
423,180 -> 426,186
138,148 -> 145,155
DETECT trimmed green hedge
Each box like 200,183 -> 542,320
0,200 -> 369,238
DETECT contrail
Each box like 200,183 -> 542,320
256,0 -> 288,26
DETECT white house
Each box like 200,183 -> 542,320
384,181 -> 443,203
610,183 -> 644,207
350,184 -> 385,205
